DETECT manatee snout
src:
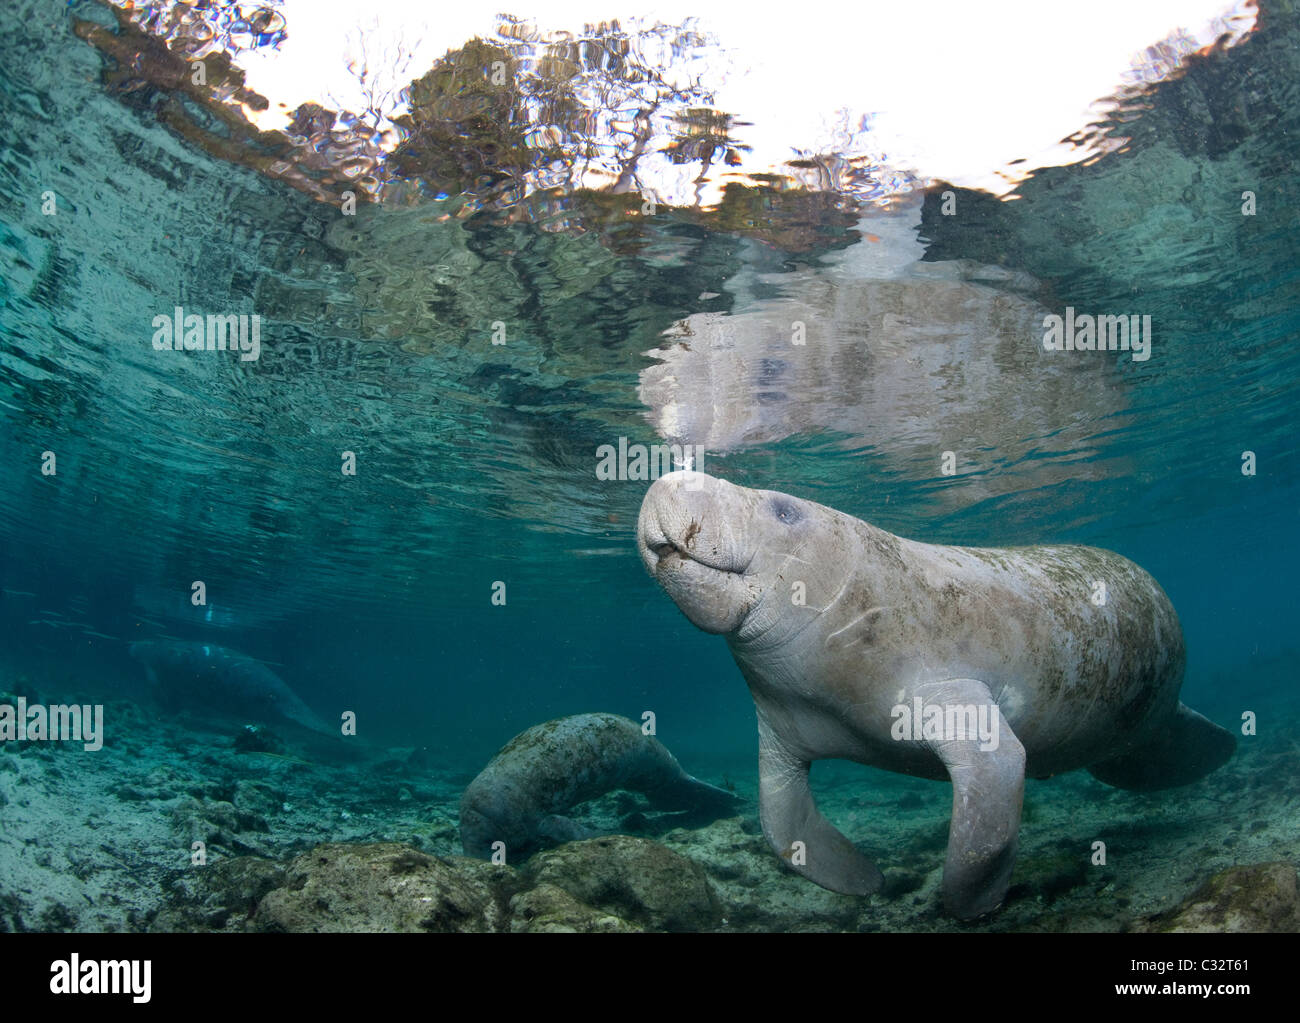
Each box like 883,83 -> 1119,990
636,472 -> 749,573
637,473 -> 756,635
636,473 -> 700,576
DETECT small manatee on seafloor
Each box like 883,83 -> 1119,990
459,712 -> 741,860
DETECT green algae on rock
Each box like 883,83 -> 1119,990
522,834 -> 723,932
1129,861 -> 1300,933
252,843 -> 512,933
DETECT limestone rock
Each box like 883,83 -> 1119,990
151,856 -> 287,932
253,843 -> 512,932
508,883 -> 639,933
524,834 -> 722,932
1130,861 -> 1300,933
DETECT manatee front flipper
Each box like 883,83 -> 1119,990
756,710 -> 884,895
1088,703 -> 1235,791
918,678 -> 1026,920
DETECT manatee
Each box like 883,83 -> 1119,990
637,471 -> 1234,918
129,639 -> 334,736
637,208 -> 1131,520
459,712 -> 741,860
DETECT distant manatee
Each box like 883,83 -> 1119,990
459,712 -> 741,860
129,640 -> 334,736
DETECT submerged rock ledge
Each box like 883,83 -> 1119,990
147,833 -> 1300,934
1128,861 -> 1300,934
151,836 -> 722,934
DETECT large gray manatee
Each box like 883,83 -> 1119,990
637,471 -> 1234,918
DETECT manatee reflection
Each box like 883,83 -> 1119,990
638,206 -> 1132,511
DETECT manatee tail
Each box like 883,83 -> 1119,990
1088,703 -> 1235,791
288,703 -> 337,737
650,773 -> 743,816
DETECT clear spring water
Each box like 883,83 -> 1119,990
0,0 -> 1296,932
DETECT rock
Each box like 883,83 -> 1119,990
170,796 -> 269,850
252,843 -> 513,932
151,856 -> 287,932
232,725 -> 285,755
1130,862 -> 1300,933
231,780 -> 281,818
508,883 -> 639,933
39,904 -> 78,930
0,892 -> 27,932
523,835 -> 722,932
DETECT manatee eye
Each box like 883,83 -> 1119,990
769,497 -> 802,524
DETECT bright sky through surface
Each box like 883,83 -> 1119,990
238,0 -> 1256,194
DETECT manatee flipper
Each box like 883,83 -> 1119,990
1088,703 -> 1235,791
919,678 -> 1025,920
756,710 -> 884,896
535,814 -> 599,845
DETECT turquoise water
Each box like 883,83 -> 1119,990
0,0 -> 1296,932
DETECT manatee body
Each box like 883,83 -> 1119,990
129,640 -> 334,736
637,471 -> 1234,918
459,712 -> 740,859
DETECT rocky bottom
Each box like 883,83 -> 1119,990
1,685 -> 1297,933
